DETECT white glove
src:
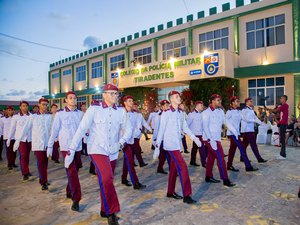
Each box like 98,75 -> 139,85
64,150 -> 75,168
47,147 -> 53,158
193,137 -> 202,147
13,140 -> 20,152
210,140 -> 217,151
153,146 -> 160,160
6,139 -> 11,147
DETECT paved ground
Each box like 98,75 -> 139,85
0,136 -> 299,225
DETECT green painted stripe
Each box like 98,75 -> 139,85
86,60 -> 89,89
71,65 -> 75,90
294,73 -> 300,117
103,54 -> 107,84
234,16 -> 240,54
125,47 -> 130,68
188,28 -> 193,55
234,61 -> 300,78
48,71 -> 51,95
292,0 -> 300,60
153,38 -> 158,62
59,68 -> 62,93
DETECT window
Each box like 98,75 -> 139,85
53,99 -> 60,104
92,94 -> 102,101
162,39 -> 187,60
248,77 -> 285,106
246,14 -> 285,50
76,65 -> 86,82
91,61 -> 103,79
77,96 -> 86,109
63,69 -> 71,76
199,28 -> 229,52
133,47 -> 152,64
52,72 -> 60,79
110,54 -> 125,71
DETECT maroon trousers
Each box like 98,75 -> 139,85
227,136 -> 252,169
35,151 -> 48,185
19,141 -> 31,176
133,138 -> 145,166
4,139 -> 16,167
157,142 -> 170,172
242,132 -> 263,161
62,151 -> 82,202
52,141 -> 60,161
167,150 -> 192,197
90,154 -> 120,216
122,144 -> 139,185
0,135 -> 3,159
190,135 -> 207,166
206,141 -> 229,180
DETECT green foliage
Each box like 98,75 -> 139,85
189,78 -> 240,109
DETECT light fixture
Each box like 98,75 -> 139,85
262,58 -> 269,65
203,49 -> 211,56
169,57 -> 177,69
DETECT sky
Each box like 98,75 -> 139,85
0,0 -> 252,101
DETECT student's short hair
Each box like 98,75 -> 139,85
282,95 -> 288,101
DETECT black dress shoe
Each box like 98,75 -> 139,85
190,162 -> 200,167
224,154 -> 228,157
134,163 -> 138,167
184,150 -> 190,154
258,158 -> 267,163
13,164 -> 18,168
133,182 -> 146,190
89,169 -> 96,175
46,182 -> 51,186
183,196 -> 196,204
53,160 -> 60,163
298,191 -> 300,199
8,166 -> 13,170
223,179 -> 236,187
157,170 -> 168,174
227,166 -> 239,172
22,175 -> 29,181
202,164 -> 206,168
167,192 -> 183,200
66,193 -> 72,199
205,177 -> 221,183
146,138 -> 150,141
71,201 -> 79,212
107,213 -> 119,225
140,163 -> 148,167
151,145 -> 155,150
41,184 -> 48,190
28,172 -> 32,176
245,167 -> 259,172
121,179 -> 132,186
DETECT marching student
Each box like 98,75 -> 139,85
155,91 -> 201,204
50,103 -> 60,163
132,102 -> 152,167
65,84 -> 132,225
226,96 -> 258,172
14,98 -> 52,190
202,94 -> 235,187
148,105 -> 159,150
80,103 -> 88,156
154,100 -> 170,174
179,104 -> 189,154
241,98 -> 267,163
7,101 -> 32,180
187,100 -> 207,168
47,91 -> 83,212
121,95 -> 146,189
1,106 -> 17,170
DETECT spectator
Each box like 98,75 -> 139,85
285,116 -> 295,145
293,117 -> 300,146
257,116 -> 271,144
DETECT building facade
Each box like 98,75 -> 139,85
43,0 -> 300,117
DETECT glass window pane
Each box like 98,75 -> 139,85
266,78 -> 274,86
162,44 -> 166,51
221,27 -> 228,36
246,22 -> 255,31
162,51 -> 166,60
206,41 -> 213,50
199,33 -> 206,42
174,40 -> 181,48
257,88 -> 265,106
265,17 -> 274,27
181,38 -> 185,46
180,47 -> 187,56
275,25 -> 285,45
207,31 -> 213,40
221,37 -> 228,49
214,29 -> 221,38
214,39 -> 221,50
256,19 -> 264,29
256,30 -> 264,48
276,87 -> 284,105
247,32 -> 255,49
248,89 -> 256,105
275,14 -> 285,25
199,42 -> 206,52
266,28 -> 275,46
257,78 -> 265,87
248,79 -> 256,88
266,88 -> 275,105
276,77 -> 284,85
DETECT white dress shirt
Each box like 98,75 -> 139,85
126,110 -> 137,144
48,107 -> 83,152
134,112 -> 152,139
225,109 -> 242,137
19,111 -> 52,151
8,112 -> 32,142
1,116 -> 13,140
69,102 -> 132,161
0,118 -> 3,136
187,109 -> 203,136
147,111 -> 158,129
202,106 -> 225,142
156,106 -> 196,151
152,110 -> 163,142
241,106 -> 262,133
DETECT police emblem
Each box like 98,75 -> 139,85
204,53 -> 219,76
